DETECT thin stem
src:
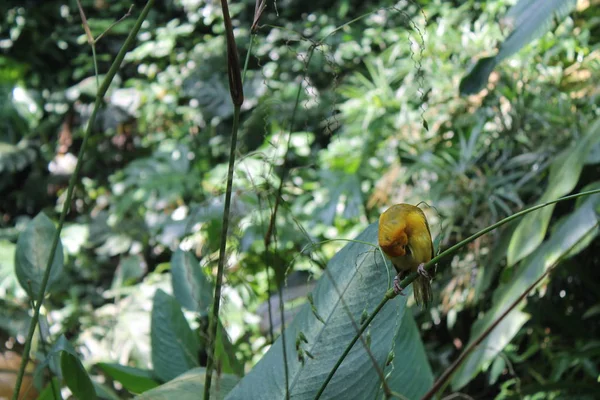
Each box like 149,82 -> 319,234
11,2 -> 155,399
313,188 -> 600,399
203,0 -> 244,395
203,106 -> 242,400
277,277 -> 291,400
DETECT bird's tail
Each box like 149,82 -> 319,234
413,274 -> 433,308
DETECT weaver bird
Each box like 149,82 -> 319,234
378,203 -> 433,307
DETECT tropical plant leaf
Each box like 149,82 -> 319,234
151,289 -> 200,382
170,249 -> 213,315
14,213 -> 64,298
378,311 -> 434,399
452,190 -> 600,389
460,0 -> 577,95
507,118 -> 600,266
226,223 -> 418,400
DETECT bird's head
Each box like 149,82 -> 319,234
378,222 -> 411,258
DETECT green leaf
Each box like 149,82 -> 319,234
460,0 -> 577,95
171,250 -> 213,314
507,118 -> 600,266
54,336 -> 97,400
97,363 -> 159,394
151,289 -> 200,382
136,368 -> 239,400
112,255 -> 146,289
452,191 -> 600,390
227,223 -> 411,400
36,378 -> 63,400
14,212 -> 64,298
459,57 -> 496,96
379,311 -> 434,399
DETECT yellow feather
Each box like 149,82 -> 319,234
378,203 -> 434,307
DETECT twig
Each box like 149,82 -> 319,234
203,0 -> 244,397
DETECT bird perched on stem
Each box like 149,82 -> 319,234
378,203 -> 434,307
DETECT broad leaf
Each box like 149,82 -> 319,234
136,368 -> 239,400
460,0 -> 577,95
227,223 -> 414,400
170,249 -> 213,314
151,289 -> 200,382
378,311 -> 434,399
452,191 -> 600,389
15,213 -> 64,298
507,118 -> 600,266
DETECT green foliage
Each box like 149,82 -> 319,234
227,224 -> 431,399
136,368 -> 239,400
151,289 -> 200,382
97,363 -> 159,394
507,119 -> 600,266
14,213 -> 64,298
460,0 -> 578,95
170,250 -> 213,314
1,0 -> 599,398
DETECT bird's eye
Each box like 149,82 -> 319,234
405,246 -> 412,256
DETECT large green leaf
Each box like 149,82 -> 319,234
227,223 -> 421,400
460,0 -> 577,95
507,118 -> 600,266
170,249 -> 213,314
136,368 -> 239,400
378,311 -> 434,399
452,191 -> 600,390
14,213 -> 64,298
151,289 -> 200,382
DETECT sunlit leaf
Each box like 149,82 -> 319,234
460,0 -> 577,95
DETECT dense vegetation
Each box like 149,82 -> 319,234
1,0 -> 599,399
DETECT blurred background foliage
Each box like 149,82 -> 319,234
1,0 -> 600,398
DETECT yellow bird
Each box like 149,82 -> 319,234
378,203 -> 434,307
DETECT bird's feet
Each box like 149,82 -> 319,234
417,263 -> 430,279
393,274 -> 406,295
